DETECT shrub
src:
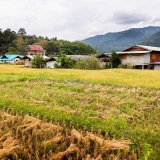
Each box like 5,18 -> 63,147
111,51 -> 121,68
54,54 -> 74,68
75,56 -> 101,70
15,60 -> 24,65
31,55 -> 45,68
118,63 -> 133,69
104,62 -> 112,69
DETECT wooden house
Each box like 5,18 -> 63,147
117,45 -> 160,69
23,55 -> 49,67
95,53 -> 111,68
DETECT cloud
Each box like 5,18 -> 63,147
0,0 -> 160,40
152,17 -> 160,23
111,11 -> 151,25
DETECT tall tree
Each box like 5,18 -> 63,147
0,28 -> 16,54
111,51 -> 121,68
18,28 -> 27,35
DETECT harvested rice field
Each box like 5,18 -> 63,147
0,65 -> 160,159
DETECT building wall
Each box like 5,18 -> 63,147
150,51 -> 160,63
121,54 -> 146,65
24,58 -> 31,67
46,61 -> 55,68
27,50 -> 45,56
120,52 -> 150,65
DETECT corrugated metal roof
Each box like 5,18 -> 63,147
66,55 -> 90,61
117,51 -> 150,54
23,55 -> 49,59
0,54 -> 24,61
137,45 -> 160,51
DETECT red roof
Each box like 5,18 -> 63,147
29,45 -> 44,51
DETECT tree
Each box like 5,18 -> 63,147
31,55 -> 45,68
16,38 -> 26,54
54,54 -> 74,68
18,28 -> 27,35
0,28 -> 16,54
111,51 -> 121,68
45,41 -> 60,55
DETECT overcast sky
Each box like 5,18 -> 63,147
0,0 -> 160,41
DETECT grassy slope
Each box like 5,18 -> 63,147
0,65 -> 160,159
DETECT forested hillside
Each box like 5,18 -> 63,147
141,31 -> 160,46
82,26 -> 160,53
0,28 -> 97,56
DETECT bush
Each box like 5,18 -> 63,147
31,55 -> 45,68
104,62 -> 112,69
111,51 -> 121,68
118,63 -> 133,69
75,56 -> 101,70
54,54 -> 74,68
15,60 -> 24,65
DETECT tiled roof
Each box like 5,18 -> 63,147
29,45 -> 44,51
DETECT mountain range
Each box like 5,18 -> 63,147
81,26 -> 160,53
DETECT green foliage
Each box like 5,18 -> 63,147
54,54 -> 74,68
31,54 -> 45,68
118,63 -> 133,69
0,28 -> 16,54
104,62 -> 112,69
18,28 -> 27,35
45,41 -> 60,55
0,28 -> 97,55
75,56 -> 101,70
111,51 -> 121,68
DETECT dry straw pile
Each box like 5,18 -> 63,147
0,110 -> 136,160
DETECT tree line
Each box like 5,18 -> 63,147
0,28 -> 97,56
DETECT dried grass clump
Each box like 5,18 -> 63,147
52,143 -> 79,160
0,111 -> 134,160
0,133 -> 22,159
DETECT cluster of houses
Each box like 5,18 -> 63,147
1,44 -> 160,70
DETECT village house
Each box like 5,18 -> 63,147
0,54 -> 24,64
45,57 -> 57,68
23,55 -> 49,67
27,45 -> 46,56
95,53 -> 111,68
117,45 -> 160,69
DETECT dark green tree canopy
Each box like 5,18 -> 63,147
0,28 -> 16,54
18,28 -> 27,35
111,51 -> 121,68
0,28 -> 98,55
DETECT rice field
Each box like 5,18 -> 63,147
0,65 -> 160,159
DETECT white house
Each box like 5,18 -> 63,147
45,57 -> 57,68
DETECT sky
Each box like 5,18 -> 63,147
0,0 -> 160,41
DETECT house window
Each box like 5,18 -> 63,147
121,55 -> 127,59
152,54 -> 156,59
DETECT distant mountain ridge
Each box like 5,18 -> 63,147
82,26 -> 160,53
